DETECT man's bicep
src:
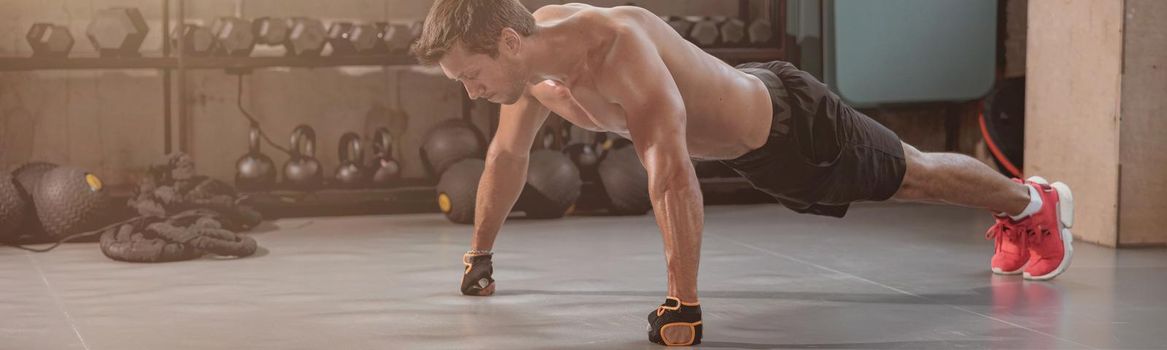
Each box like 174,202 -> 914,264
490,92 -> 550,157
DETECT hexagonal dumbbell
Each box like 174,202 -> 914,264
379,22 -> 412,54
326,22 -> 357,55
748,19 -> 774,48
410,20 -> 424,43
86,7 -> 149,57
349,23 -> 384,55
27,23 -> 74,58
661,16 -> 695,40
170,23 -> 216,56
212,17 -> 256,56
688,16 -> 719,48
719,18 -> 746,47
252,17 -> 290,46
287,17 -> 327,57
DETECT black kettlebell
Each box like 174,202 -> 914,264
235,124 -> 277,191
283,124 -> 323,190
334,132 -> 368,188
371,127 -> 402,186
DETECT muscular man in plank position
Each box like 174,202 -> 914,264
412,1 -> 1073,346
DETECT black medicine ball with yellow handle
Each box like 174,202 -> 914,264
34,166 -> 116,241
436,158 -> 485,224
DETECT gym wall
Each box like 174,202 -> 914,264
1026,0 -> 1167,246
2,0 -> 997,190
0,0 -> 739,188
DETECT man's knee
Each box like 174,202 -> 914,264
892,143 -> 932,200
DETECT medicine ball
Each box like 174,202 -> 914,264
597,142 -> 651,215
0,172 -> 28,242
436,158 -> 485,224
420,119 -> 486,178
10,162 -> 58,241
519,150 -> 581,219
34,166 -> 115,240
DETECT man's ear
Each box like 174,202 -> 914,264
499,27 -> 521,55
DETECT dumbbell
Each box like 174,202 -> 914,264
347,22 -> 385,55
87,7 -> 149,57
410,20 -> 424,43
370,128 -> 402,186
235,125 -> 277,191
27,23 -> 73,58
287,17 -> 327,57
688,16 -> 720,48
170,23 -> 216,57
326,22 -> 357,55
283,125 -> 323,190
747,19 -> 774,47
379,22 -> 413,54
212,17 -> 256,56
253,17 -> 290,46
334,132 -> 369,188
719,18 -> 747,47
661,16 -> 695,41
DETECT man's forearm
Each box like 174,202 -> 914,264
648,163 -> 705,302
471,152 -> 529,251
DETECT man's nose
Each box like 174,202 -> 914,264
464,83 -> 483,100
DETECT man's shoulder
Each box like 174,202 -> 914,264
533,4 -> 651,28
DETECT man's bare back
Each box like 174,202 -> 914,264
520,4 -> 773,160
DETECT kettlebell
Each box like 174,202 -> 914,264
235,124 -> 277,191
334,132 -> 368,187
283,124 -> 323,190
371,127 -> 402,186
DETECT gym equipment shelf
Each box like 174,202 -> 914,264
0,48 -> 783,72
0,54 -> 417,71
2,0 -> 788,218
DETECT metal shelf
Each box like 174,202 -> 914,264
0,48 -> 785,72
0,54 -> 418,71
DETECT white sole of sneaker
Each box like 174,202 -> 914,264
1024,181 -> 1074,281
992,266 -> 1025,275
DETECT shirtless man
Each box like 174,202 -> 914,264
411,1 -> 1074,346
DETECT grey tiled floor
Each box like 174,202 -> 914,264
2,203 -> 1165,349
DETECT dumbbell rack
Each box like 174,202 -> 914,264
0,0 -> 788,218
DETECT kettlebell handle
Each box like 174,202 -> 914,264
248,124 -> 262,153
338,132 -> 362,164
290,124 -> 316,157
373,127 -> 393,158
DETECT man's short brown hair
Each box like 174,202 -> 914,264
411,0 -> 536,65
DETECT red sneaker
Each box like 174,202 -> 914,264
986,178 -> 1030,275
1022,178 -> 1074,281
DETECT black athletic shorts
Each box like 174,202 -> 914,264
720,61 -> 907,218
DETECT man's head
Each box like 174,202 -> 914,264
412,0 -> 536,104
